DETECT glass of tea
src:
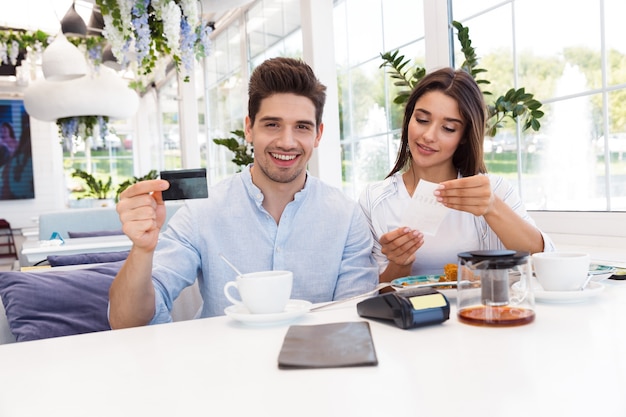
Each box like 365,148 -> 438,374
456,250 -> 535,327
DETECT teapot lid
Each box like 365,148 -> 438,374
457,250 -> 529,268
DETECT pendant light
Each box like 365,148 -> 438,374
60,2 -> 87,37
24,66 -> 139,122
41,33 -> 88,81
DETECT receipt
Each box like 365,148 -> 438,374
400,180 -> 450,236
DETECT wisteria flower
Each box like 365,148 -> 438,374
9,40 -> 19,66
162,1 -> 182,59
96,0 -> 214,80
179,17 -> 196,73
180,0 -> 199,28
0,42 -> 7,65
131,0 -> 151,65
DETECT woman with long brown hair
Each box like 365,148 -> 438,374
359,67 -> 554,283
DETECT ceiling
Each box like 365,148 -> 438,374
0,0 -> 251,34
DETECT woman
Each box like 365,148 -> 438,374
1,119 -> 34,199
359,67 -> 554,282
0,122 -> 18,165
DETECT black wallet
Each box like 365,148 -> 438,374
277,321 -> 378,369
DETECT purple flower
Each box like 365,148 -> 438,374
132,0 -> 151,65
60,117 -> 79,141
98,116 -> 109,140
180,17 -> 197,72
196,21 -> 213,58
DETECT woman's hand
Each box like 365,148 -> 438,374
380,227 -> 424,266
435,175 -> 495,216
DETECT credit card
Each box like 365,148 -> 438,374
160,168 -> 208,200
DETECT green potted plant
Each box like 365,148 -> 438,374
71,168 -> 114,207
115,169 -> 159,202
212,129 -> 254,171
380,20 -> 544,137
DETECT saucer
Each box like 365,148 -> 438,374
513,280 -> 604,304
224,299 -> 312,326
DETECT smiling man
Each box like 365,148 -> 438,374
109,57 -> 378,329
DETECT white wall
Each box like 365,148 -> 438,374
530,210 -> 626,264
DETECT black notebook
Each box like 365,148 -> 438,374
277,321 -> 378,369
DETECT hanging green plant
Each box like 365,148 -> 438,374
0,29 -> 50,65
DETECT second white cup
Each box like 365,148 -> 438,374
531,252 -> 590,291
223,270 -> 293,314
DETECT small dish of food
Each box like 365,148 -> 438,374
391,264 -> 458,299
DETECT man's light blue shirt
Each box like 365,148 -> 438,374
150,166 -> 378,323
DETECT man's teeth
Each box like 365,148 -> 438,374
272,153 -> 296,161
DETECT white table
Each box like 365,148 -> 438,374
19,235 -> 132,266
1,280 -> 626,417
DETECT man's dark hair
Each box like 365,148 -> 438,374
248,57 -> 327,130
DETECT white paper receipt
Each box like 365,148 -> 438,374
400,180 -> 450,236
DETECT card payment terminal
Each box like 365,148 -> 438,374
356,287 -> 450,329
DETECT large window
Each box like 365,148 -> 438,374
334,0 -> 425,198
452,0 -> 626,211
63,117 -> 134,207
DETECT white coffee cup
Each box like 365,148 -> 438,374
531,252 -> 590,291
223,270 -> 293,314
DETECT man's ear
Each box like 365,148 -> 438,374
314,123 -> 324,148
244,116 -> 253,144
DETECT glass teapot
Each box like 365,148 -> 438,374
456,250 -> 535,327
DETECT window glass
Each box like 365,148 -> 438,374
606,90 -> 626,210
196,62 -> 208,170
452,0 -> 512,21
346,60 -> 386,139
605,0 -> 626,87
158,76 -> 182,170
205,21 -> 245,183
63,117 -> 134,207
342,133 -> 397,200
382,1 -> 424,48
344,0 -> 383,66
452,0 -> 626,211
247,0 -> 300,60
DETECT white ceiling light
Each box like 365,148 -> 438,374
41,33 -> 88,81
24,66 -> 139,121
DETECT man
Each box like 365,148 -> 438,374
109,57 -> 378,328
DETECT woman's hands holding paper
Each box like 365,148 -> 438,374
435,175 -> 495,217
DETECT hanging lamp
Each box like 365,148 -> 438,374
60,2 -> 87,37
41,33 -> 88,81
